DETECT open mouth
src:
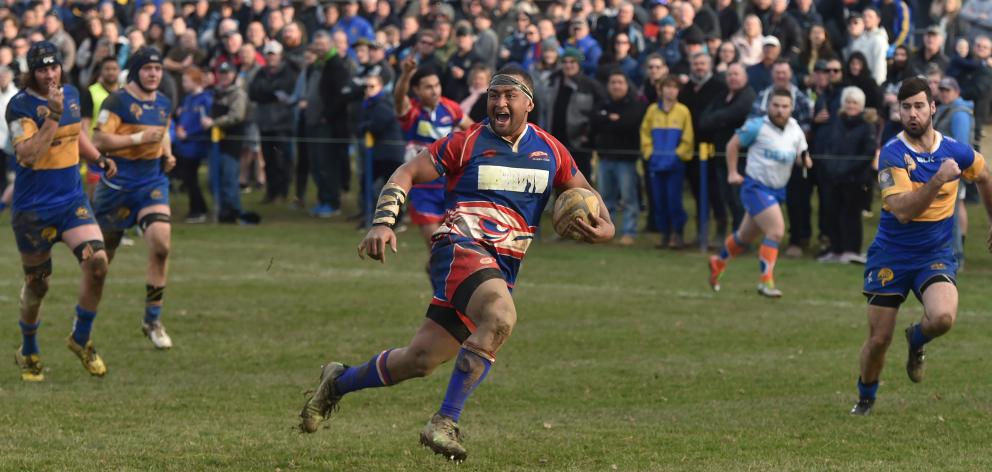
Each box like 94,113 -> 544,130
494,112 -> 511,125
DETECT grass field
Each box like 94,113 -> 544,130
2,189 -> 992,471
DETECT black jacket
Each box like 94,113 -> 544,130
359,93 -> 405,163
589,91 -> 647,161
319,52 -> 355,138
698,85 -> 756,153
248,62 -> 300,133
678,75 -> 728,144
816,114 -> 875,183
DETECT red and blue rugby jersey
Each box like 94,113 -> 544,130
427,122 -> 578,284
399,96 -> 465,190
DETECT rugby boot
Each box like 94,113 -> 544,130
14,348 -> 43,382
708,255 -> 725,292
66,336 -> 107,377
757,281 -> 783,298
905,325 -> 926,383
142,321 -> 173,349
299,362 -> 346,433
849,397 -> 875,416
420,413 -> 467,462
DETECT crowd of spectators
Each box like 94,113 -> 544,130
0,0 -> 989,264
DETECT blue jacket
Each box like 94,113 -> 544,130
568,35 -> 603,77
335,16 -> 375,46
174,90 -> 213,160
935,97 -> 975,146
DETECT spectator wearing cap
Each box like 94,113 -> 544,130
565,17 -> 602,76
761,0 -> 801,61
42,10 -> 75,73
653,16 -> 681,68
591,70 -> 647,245
745,35 -> 780,92
908,26 -> 949,76
715,0 -> 741,41
698,62 -> 754,232
544,47 -> 606,179
204,60 -> 258,224
174,66 -> 214,223
643,0 -> 672,49
787,0 -> 822,33
732,14 -> 764,67
671,26 -> 705,78
443,25 -> 483,102
248,40 -> 300,204
933,75 -> 975,267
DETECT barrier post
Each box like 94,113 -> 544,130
698,143 -> 710,252
364,132 -> 375,229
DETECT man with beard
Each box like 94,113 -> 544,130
298,67 -> 614,462
851,77 -> 992,416
709,88 -> 810,298
8,42 -> 118,380
91,47 -> 175,349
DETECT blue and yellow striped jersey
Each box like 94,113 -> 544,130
876,132 -> 985,253
96,89 -> 172,189
6,85 -> 84,212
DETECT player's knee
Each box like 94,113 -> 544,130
484,297 -> 517,345
150,239 -> 170,263
85,252 -> 109,282
406,346 -> 443,378
764,227 -> 784,242
867,332 -> 893,351
928,310 -> 956,334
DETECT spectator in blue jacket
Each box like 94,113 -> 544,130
359,73 -> 405,222
174,66 -> 212,223
565,16 -> 602,76
335,0 -> 375,46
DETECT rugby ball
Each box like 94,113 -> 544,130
552,188 -> 600,240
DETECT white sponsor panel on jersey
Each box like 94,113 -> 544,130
477,165 -> 549,194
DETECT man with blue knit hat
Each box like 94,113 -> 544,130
92,47 -> 176,350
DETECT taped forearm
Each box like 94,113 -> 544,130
372,183 -> 407,228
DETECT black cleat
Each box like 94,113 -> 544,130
850,397 -> 875,416
905,325 -> 926,383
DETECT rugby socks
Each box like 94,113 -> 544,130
758,239 -> 779,284
19,320 -> 40,356
334,349 -> 395,395
145,285 -> 164,324
71,306 -> 96,346
718,232 -> 747,262
438,347 -> 494,422
857,377 -> 879,400
909,323 -> 933,350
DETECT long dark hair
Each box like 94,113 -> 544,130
19,66 -> 63,94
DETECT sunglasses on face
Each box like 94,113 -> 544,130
827,68 -> 842,73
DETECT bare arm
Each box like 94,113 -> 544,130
393,56 -> 417,117
92,127 -> 164,153
726,134 -> 743,184
884,158 -> 960,224
14,118 -> 59,167
358,150 -> 443,263
557,170 -> 615,243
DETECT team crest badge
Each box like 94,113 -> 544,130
150,189 -> 163,200
130,103 -> 143,120
482,150 -> 497,158
41,226 -> 57,242
930,263 -> 946,270
528,151 -> 550,161
903,154 -> 917,171
117,207 -> 131,219
69,102 -> 80,118
36,105 -> 51,120
479,257 -> 494,265
877,268 -> 894,287
75,206 -> 90,218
